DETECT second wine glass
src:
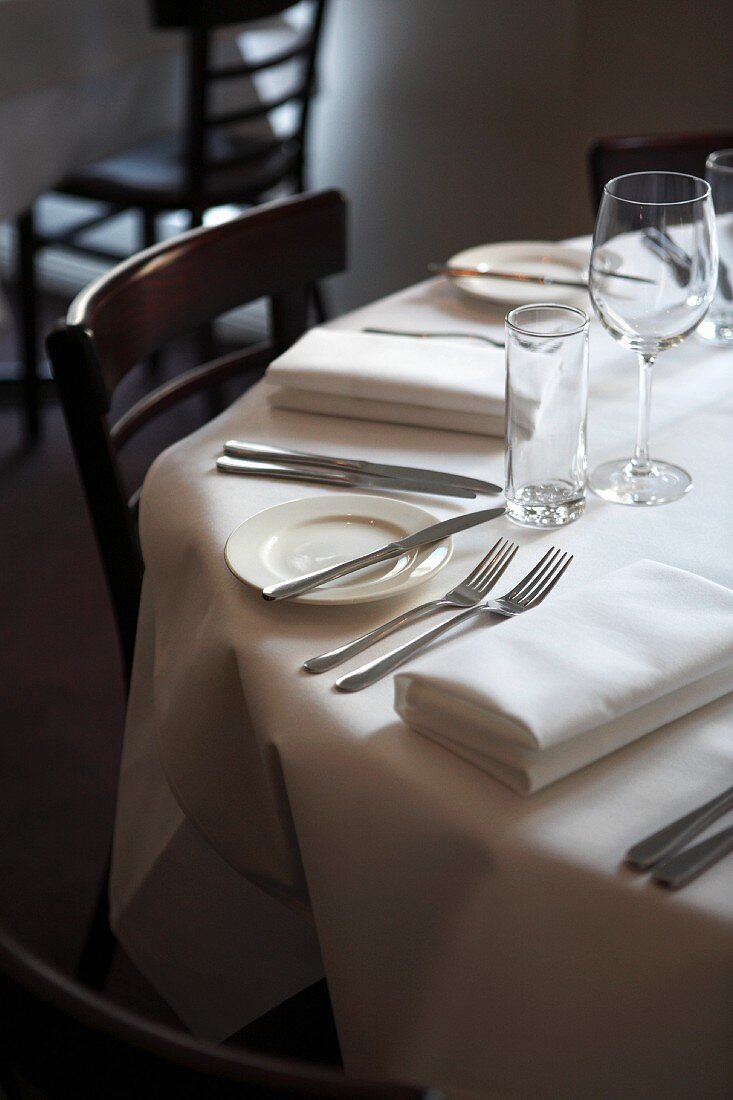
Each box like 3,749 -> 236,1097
588,171 -> 717,506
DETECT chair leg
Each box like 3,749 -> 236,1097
310,281 -> 329,323
188,207 -> 225,417
75,851 -> 116,990
0,1059 -> 23,1100
16,210 -> 40,443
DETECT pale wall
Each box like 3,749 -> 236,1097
310,0 -> 733,312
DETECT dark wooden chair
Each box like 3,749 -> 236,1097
45,188 -> 346,988
16,0 -> 329,440
587,129 -> 733,210
0,920 -> 437,1100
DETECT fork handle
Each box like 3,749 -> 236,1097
652,823 -> 733,890
304,599 -> 445,674
625,784 -> 733,870
335,602 -> 494,692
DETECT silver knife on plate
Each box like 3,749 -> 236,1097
216,455 -> 476,499
429,263 -> 655,286
224,440 -> 502,496
261,505 -> 506,601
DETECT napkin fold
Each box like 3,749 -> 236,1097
394,560 -> 733,794
265,327 -> 506,436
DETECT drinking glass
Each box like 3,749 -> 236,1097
697,149 -> 733,345
504,304 -> 588,527
588,172 -> 717,506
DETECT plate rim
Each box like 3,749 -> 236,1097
224,492 -> 455,605
446,239 -> 589,305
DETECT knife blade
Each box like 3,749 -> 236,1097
224,441 -> 502,496
261,505 -> 506,601
217,455 -> 476,499
429,263 -> 655,286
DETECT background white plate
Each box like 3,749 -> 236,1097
225,494 -> 454,605
446,240 -> 589,306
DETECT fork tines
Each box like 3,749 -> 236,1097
467,538 -> 519,590
505,546 -> 574,607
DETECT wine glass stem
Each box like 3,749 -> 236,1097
631,353 -> 655,476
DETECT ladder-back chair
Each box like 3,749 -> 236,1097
17,0 -> 330,439
587,129 -> 733,210
47,189 -> 345,692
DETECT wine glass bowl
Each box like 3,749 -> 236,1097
588,172 -> 717,505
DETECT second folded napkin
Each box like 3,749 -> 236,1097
265,327 -> 506,436
394,560 -> 733,794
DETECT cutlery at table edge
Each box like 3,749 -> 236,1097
223,440 -> 502,496
216,455 -> 477,499
652,822 -> 733,890
624,783 -> 733,870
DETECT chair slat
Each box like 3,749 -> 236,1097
206,86 -> 308,129
208,38 -> 314,81
110,341 -> 275,450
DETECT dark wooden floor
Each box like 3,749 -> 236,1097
0,288 -> 340,1064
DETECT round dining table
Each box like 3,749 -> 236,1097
110,256 -> 733,1100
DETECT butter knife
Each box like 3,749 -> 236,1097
261,506 -> 505,601
224,440 -> 502,496
217,455 -> 476,498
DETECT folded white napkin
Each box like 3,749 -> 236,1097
265,327 -> 506,436
394,560 -> 733,794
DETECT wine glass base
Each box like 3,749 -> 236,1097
589,459 -> 692,506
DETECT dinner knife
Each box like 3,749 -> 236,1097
429,263 -> 655,286
641,230 -> 691,287
216,455 -> 476,498
652,822 -> 733,890
624,783 -> 733,870
261,505 -> 505,601
224,440 -> 502,496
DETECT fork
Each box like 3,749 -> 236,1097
362,326 -> 505,349
335,547 -> 572,692
303,538 -> 518,674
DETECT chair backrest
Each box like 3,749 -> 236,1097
47,189 -> 346,687
587,130 -> 733,211
149,0 -> 329,208
0,921 -> 437,1100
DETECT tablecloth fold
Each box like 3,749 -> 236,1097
395,560 -> 733,793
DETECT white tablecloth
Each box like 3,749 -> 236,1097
111,266 -> 733,1099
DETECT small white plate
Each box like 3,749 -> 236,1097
225,494 -> 454,605
446,240 -> 589,306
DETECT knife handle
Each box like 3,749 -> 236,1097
624,784 -> 733,870
217,455 -> 352,487
652,823 -> 733,890
225,440 -> 353,472
262,544 -> 400,602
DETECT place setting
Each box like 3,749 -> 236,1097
213,169 -> 733,894
10,4 -> 733,1092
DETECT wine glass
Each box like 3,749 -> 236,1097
588,172 -> 717,505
